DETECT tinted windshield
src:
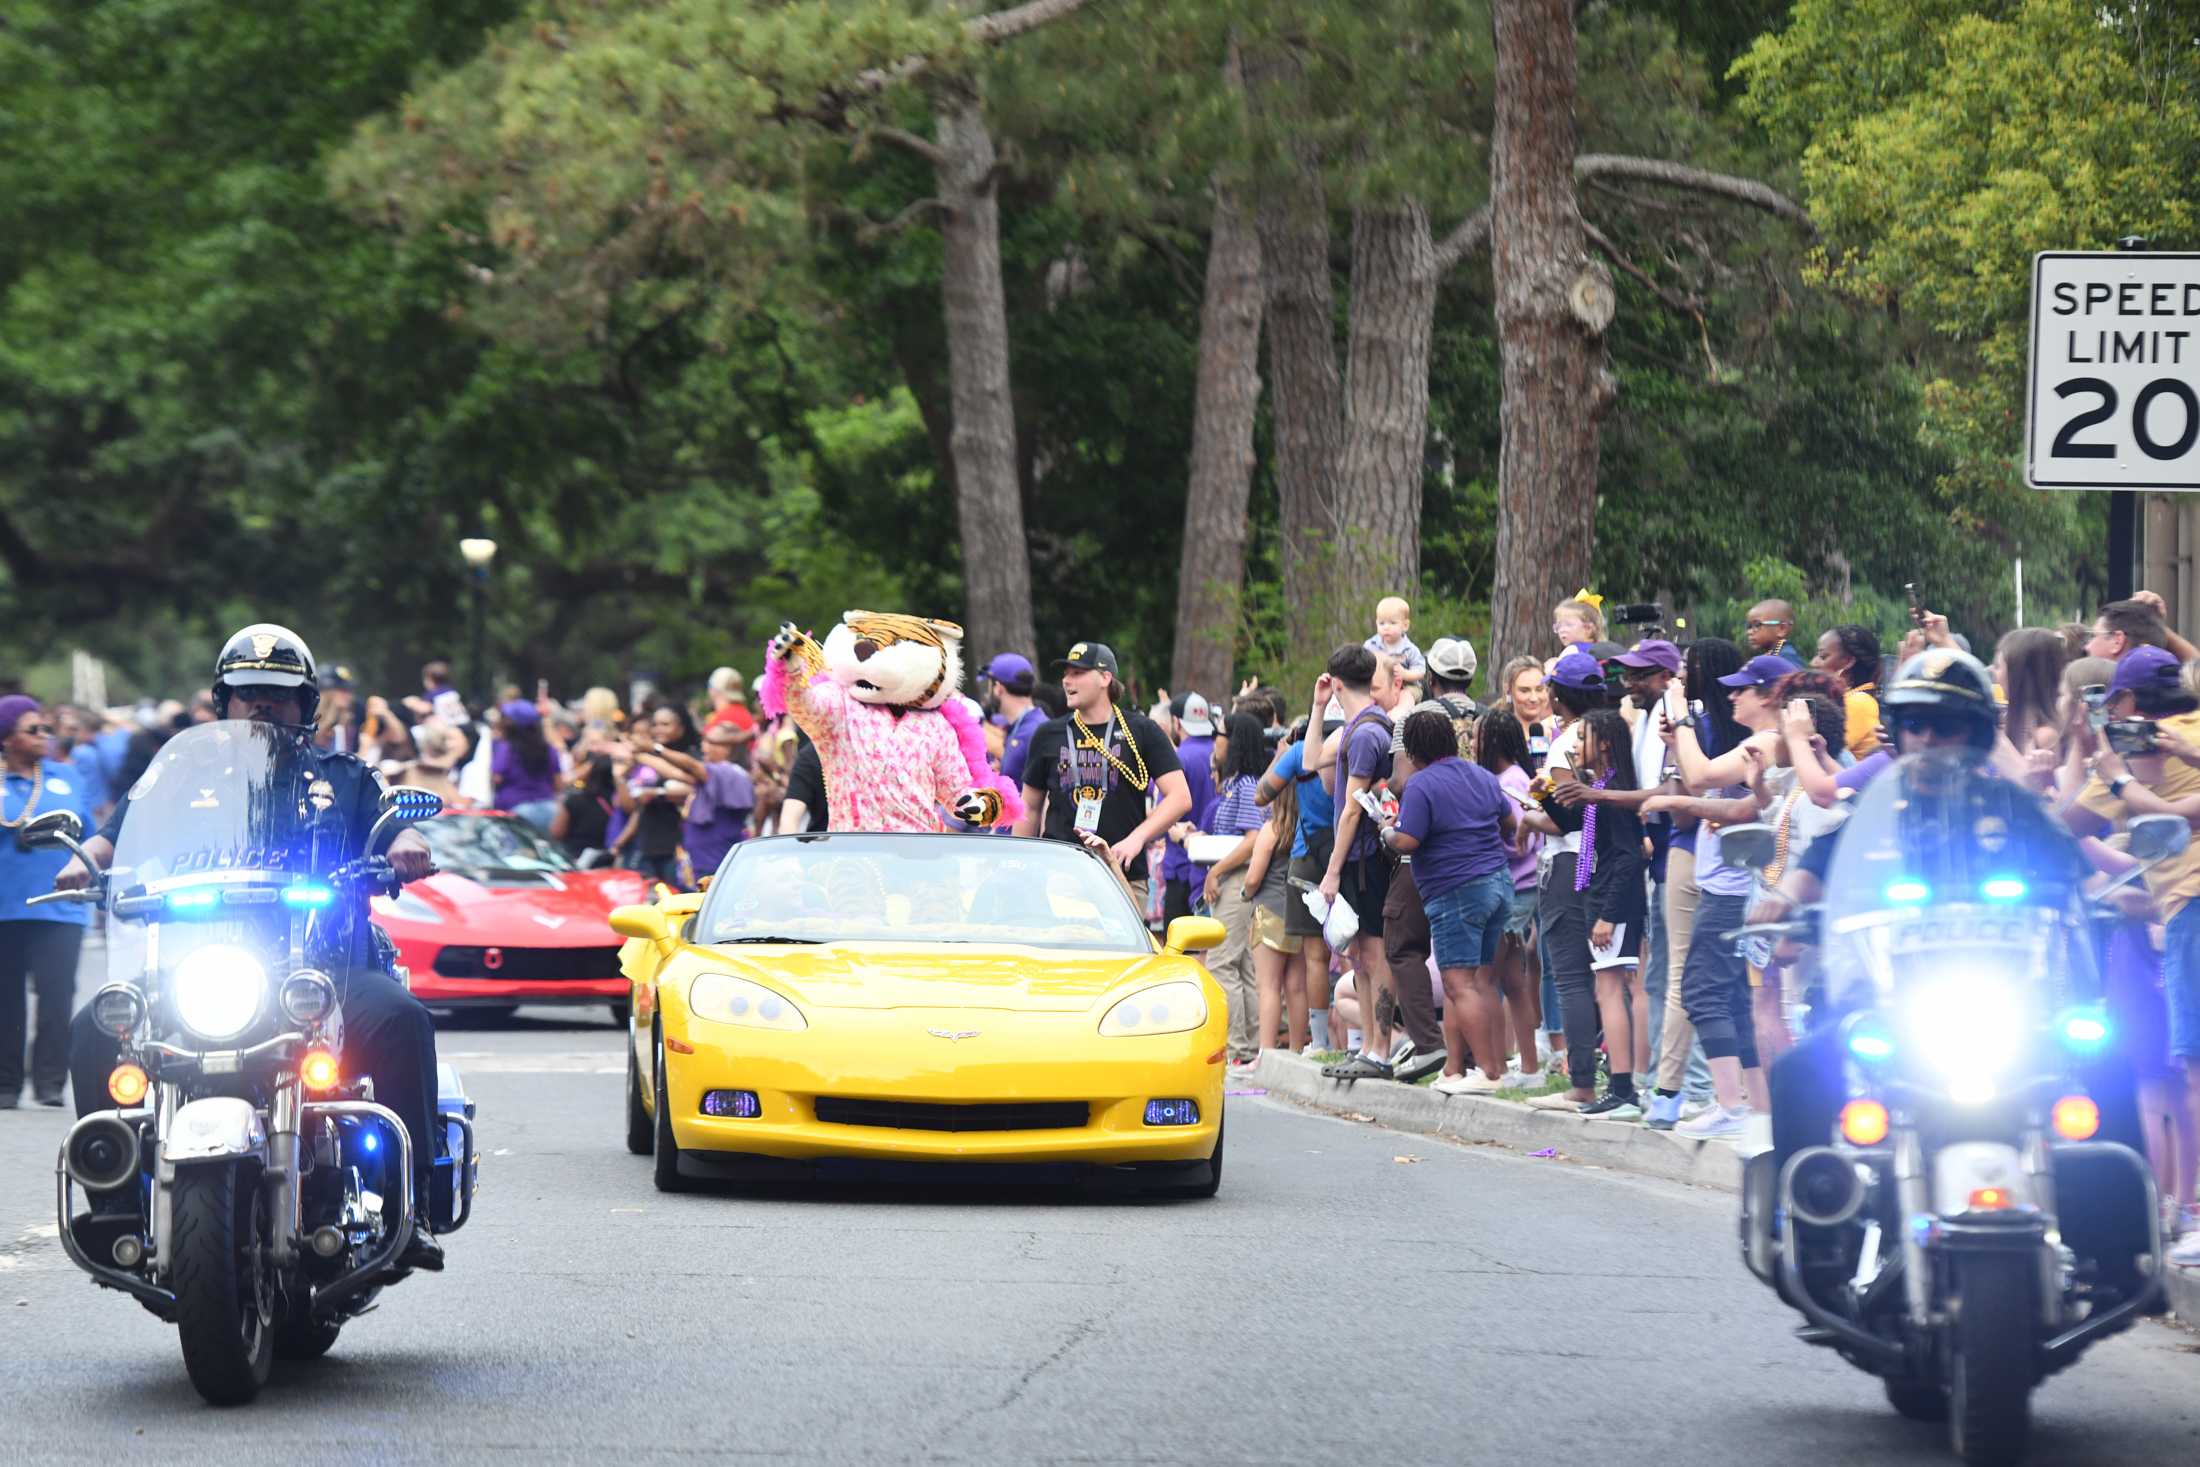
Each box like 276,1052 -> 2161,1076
1819,751 -> 2093,1005
419,814 -> 573,874
699,834 -> 1152,951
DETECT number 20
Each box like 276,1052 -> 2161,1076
2053,377 -> 2200,460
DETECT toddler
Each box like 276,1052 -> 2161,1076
1365,596 -> 1426,686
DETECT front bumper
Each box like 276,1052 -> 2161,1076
664,1008 -> 1224,1165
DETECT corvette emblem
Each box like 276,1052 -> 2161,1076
532,914 -> 567,929
927,1028 -> 981,1041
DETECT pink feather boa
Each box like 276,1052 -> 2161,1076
757,639 -> 1024,827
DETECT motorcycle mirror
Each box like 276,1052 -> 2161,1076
2126,814 -> 2190,864
380,786 -> 446,821
1718,822 -> 1780,875
18,808 -> 83,849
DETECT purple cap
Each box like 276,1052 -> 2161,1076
0,694 -> 42,739
498,698 -> 541,727
1548,649 -> 1606,690
1717,655 -> 1794,691
1614,639 -> 1681,676
981,653 -> 1036,694
2110,644 -> 2183,697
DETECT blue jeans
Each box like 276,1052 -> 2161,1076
2164,900 -> 2200,1059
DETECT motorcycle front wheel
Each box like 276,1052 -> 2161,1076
170,1162 -> 276,1404
1949,1251 -> 2036,1465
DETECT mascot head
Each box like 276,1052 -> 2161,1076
819,611 -> 965,710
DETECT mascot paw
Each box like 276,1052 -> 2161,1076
953,789 -> 1004,828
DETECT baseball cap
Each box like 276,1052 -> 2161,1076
1054,641 -> 1119,677
1615,638 -> 1682,676
981,652 -> 1037,695
1426,637 -> 1477,682
1170,691 -> 1217,737
1717,655 -> 1793,691
498,698 -> 541,727
2110,644 -> 2183,697
1548,649 -> 1606,690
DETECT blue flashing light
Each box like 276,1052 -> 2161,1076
1980,876 -> 2028,903
1847,1028 -> 1896,1064
165,888 -> 221,913
2059,1010 -> 2112,1051
1882,878 -> 1932,905
361,1131 -> 379,1153
1144,1098 -> 1201,1127
281,883 -> 334,910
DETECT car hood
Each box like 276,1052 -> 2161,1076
688,942 -> 1176,1013
375,869 -> 652,945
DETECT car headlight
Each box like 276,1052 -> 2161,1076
1100,981 -> 1207,1037
1904,971 -> 2025,1102
172,945 -> 266,1041
688,972 -> 806,1031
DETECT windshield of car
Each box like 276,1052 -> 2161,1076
418,814 -> 574,874
699,834 -> 1151,951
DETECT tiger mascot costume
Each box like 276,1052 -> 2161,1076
759,611 -> 1025,833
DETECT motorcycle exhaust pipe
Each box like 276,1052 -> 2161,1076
1784,1146 -> 1868,1229
63,1114 -> 143,1194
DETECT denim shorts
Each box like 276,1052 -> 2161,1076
2164,900 -> 2200,1059
1504,885 -> 1538,940
1422,870 -> 1514,970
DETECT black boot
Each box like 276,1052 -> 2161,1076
397,1218 -> 444,1273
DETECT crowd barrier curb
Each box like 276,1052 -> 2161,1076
1246,1049 -> 2200,1333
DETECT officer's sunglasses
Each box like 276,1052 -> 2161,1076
1893,710 -> 1971,739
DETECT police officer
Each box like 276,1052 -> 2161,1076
58,625 -> 448,1271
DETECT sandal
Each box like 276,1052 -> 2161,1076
1323,1053 -> 1394,1081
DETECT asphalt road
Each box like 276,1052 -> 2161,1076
3,1006 -> 2196,1466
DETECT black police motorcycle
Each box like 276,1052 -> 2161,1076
25,721 -> 477,1405
1722,758 -> 2178,1465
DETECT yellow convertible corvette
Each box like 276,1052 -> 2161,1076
610,832 -> 1229,1196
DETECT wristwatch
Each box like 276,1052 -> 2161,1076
2109,772 -> 2133,799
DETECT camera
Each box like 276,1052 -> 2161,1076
2104,718 -> 2158,755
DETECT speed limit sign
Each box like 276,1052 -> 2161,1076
2027,251 -> 2200,489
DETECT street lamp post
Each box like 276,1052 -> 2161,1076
459,537 -> 498,710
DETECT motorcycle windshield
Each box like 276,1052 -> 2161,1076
106,721 -> 360,1003
1818,751 -> 2093,1009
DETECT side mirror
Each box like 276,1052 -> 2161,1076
1163,916 -> 1227,955
609,904 -> 672,943
19,808 -> 84,850
2127,814 -> 2190,864
381,786 -> 446,821
1716,822 -> 1779,876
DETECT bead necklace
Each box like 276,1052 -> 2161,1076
1071,706 -> 1151,792
1,761 -> 44,830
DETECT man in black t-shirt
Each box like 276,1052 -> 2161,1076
1013,641 -> 1190,910
777,732 -> 829,834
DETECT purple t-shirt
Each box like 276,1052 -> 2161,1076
1837,749 -> 1894,792
1396,757 -> 1510,901
490,741 -> 560,810
1337,707 -> 1395,862
682,761 -> 755,880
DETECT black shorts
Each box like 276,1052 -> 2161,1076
1285,854 -> 1326,937
1338,853 -> 1394,940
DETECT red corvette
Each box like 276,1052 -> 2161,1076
372,810 -> 655,1023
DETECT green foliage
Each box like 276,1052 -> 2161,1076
1687,557 -> 1917,655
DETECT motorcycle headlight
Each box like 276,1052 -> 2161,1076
688,972 -> 806,1031
1904,971 -> 2025,1102
1100,981 -> 1207,1037
171,945 -> 266,1042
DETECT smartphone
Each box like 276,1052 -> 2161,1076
1663,685 -> 1688,723
2081,683 -> 2108,709
1905,582 -> 1926,627
2105,718 -> 2159,755
537,678 -> 550,700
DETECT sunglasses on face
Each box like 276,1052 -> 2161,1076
1894,711 -> 1971,739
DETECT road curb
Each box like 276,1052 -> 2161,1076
1247,1050 -> 1742,1191
1247,1051 -> 2200,1331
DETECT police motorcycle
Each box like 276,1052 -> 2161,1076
1723,759 -> 2178,1465
24,720 -> 477,1405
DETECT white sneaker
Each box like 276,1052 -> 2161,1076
1499,1069 -> 1541,1091
1675,1103 -> 1750,1139
1535,1033 -> 1554,1069
1432,1071 -> 1503,1096
1526,1092 -> 1585,1112
1678,1098 -> 1716,1122
2168,1231 -> 2200,1268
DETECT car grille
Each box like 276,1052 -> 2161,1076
812,1098 -> 1090,1132
430,945 -> 622,981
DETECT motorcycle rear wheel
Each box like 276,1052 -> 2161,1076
274,1288 -> 343,1361
170,1162 -> 276,1405
1949,1252 -> 2035,1465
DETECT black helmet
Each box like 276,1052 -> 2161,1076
1881,647 -> 1996,750
212,623 -> 320,724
